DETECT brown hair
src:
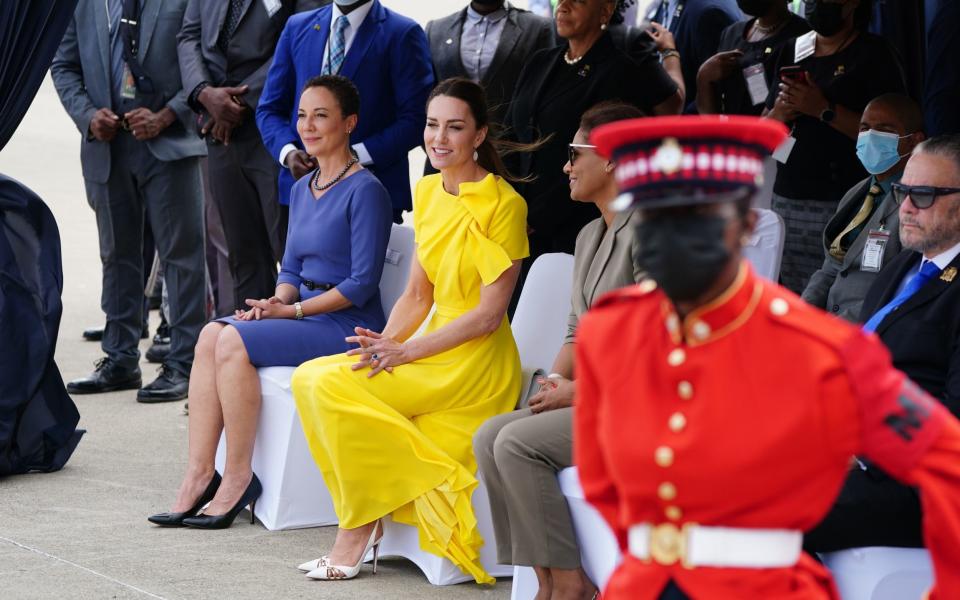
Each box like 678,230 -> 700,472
426,78 -> 543,183
579,101 -> 645,136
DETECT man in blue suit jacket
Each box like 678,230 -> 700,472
646,0 -> 742,112
256,0 -> 434,222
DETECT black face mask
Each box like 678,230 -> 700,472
635,212 -> 732,303
737,0 -> 775,18
804,0 -> 846,37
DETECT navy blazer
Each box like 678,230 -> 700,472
859,249 -> 960,416
255,1 -> 434,209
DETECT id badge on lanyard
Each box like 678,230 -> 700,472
861,229 -> 890,273
742,63 -> 768,106
121,63 -> 137,99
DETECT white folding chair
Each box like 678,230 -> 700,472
743,207 -> 786,281
820,547 -> 933,600
214,224 -> 416,530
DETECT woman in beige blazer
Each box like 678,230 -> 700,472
474,101 -> 645,600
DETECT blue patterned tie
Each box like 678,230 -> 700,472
325,15 -> 349,75
863,260 -> 942,332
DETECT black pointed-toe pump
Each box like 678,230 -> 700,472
181,473 -> 262,530
148,471 -> 222,527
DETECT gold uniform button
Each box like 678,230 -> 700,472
665,505 -> 683,521
691,321 -> 711,340
770,298 -> 789,316
655,446 -> 674,467
667,348 -> 686,366
666,314 -> 680,333
677,381 -> 693,399
668,412 -> 687,432
657,482 -> 677,501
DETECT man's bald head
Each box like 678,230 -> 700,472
864,93 -> 924,134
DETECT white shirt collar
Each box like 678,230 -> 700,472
330,2 -> 374,39
923,239 -> 960,270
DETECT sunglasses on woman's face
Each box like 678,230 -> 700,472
891,183 -> 960,209
568,143 -> 597,166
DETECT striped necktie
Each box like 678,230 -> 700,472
325,15 -> 349,75
862,259 -> 941,333
829,184 -> 882,260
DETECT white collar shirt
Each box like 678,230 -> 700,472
322,2 -> 375,73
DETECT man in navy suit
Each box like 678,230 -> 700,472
806,134 -> 960,551
645,0 -> 741,112
256,0 -> 434,223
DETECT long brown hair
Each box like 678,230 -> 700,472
426,78 -> 544,183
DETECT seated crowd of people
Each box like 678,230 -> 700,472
48,0 -> 960,597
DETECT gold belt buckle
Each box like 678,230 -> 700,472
649,522 -> 696,568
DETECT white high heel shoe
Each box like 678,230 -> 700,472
305,521 -> 381,581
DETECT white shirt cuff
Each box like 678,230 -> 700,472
279,143 -> 298,167
353,143 -> 373,166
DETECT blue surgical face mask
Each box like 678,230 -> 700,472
856,129 -> 908,175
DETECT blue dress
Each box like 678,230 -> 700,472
216,169 -> 392,367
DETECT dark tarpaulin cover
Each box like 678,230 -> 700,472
1,0 -> 82,475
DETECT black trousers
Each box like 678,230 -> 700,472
206,123 -> 284,312
85,133 -> 206,376
804,466 -> 924,552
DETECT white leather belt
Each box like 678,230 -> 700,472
628,523 -> 803,569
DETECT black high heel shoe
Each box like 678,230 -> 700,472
181,473 -> 262,530
148,471 -> 222,527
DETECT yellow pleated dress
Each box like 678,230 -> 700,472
291,173 -> 529,584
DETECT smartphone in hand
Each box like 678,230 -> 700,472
779,65 -> 807,83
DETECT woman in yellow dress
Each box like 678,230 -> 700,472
291,77 -> 529,584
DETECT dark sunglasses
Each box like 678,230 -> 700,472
891,183 -> 960,209
568,143 -> 597,166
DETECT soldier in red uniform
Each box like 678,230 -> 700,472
574,115 -> 960,600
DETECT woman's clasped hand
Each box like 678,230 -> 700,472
234,296 -> 294,321
345,327 -> 412,376
528,375 -> 575,414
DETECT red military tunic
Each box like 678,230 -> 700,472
574,262 -> 960,600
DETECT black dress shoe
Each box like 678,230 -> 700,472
66,358 -> 142,394
145,342 -> 170,364
137,365 -> 189,403
82,324 -> 149,341
148,472 -> 222,527
182,473 -> 262,529
153,316 -> 170,345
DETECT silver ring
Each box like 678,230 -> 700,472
371,353 -> 379,361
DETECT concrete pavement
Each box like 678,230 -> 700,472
0,2 -> 521,598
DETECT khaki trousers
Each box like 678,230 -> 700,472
473,407 -> 580,569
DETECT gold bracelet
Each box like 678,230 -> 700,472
294,302 -> 304,320
661,49 -> 681,61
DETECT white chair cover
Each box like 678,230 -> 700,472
820,547 -> 933,600
214,224 -> 416,530
743,207 -> 785,281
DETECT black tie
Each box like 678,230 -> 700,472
218,0 -> 246,52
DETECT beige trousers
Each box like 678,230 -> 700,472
473,407 -> 580,569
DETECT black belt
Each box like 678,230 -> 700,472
302,279 -> 334,291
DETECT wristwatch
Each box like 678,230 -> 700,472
819,101 -> 836,124
294,302 -> 304,320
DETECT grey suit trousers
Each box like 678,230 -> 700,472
205,122 -> 283,311
84,133 -> 205,376
473,407 -> 580,569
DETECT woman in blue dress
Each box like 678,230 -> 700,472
148,75 -> 392,529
